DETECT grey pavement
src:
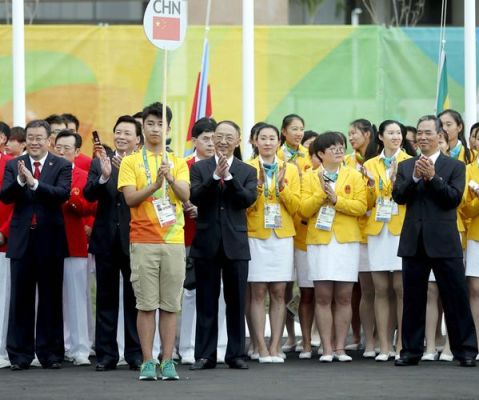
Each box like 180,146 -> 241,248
0,351 -> 478,400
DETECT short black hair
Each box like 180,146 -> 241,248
113,115 -> 142,138
45,114 -> 67,127
406,126 -> 417,135
311,131 -> 345,161
302,130 -> 319,145
192,117 -> 217,138
256,123 -> 280,140
0,121 -> 11,140
61,113 -> 80,131
9,126 -> 25,142
25,120 -> 51,137
55,129 -> 82,149
417,115 -> 441,132
142,102 -> 173,124
132,111 -> 142,119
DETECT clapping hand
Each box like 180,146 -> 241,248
277,162 -> 286,191
415,156 -> 435,181
111,152 -> 125,169
389,159 -> 398,183
214,153 -> 229,179
18,160 -> 35,187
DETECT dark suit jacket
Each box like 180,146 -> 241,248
189,156 -> 258,260
0,152 -> 71,259
392,153 -> 465,258
83,156 -> 130,256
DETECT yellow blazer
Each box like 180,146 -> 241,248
293,212 -> 309,251
277,144 -> 312,175
246,158 -> 300,239
300,165 -> 367,245
363,151 -> 411,236
461,162 -> 479,241
456,146 -> 477,165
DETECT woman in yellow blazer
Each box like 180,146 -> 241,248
246,124 -> 300,363
344,119 -> 379,357
300,131 -> 367,362
439,109 -> 477,164
363,120 -> 413,361
459,159 -> 479,360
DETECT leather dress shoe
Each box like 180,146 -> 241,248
394,357 -> 419,366
44,362 -> 62,369
95,363 -> 117,371
128,360 -> 142,371
10,363 -> 29,371
190,358 -> 216,370
459,359 -> 476,367
226,358 -> 249,369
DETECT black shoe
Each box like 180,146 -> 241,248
95,363 -> 117,372
128,360 -> 142,371
226,358 -> 249,369
43,362 -> 62,369
459,359 -> 476,367
10,363 -> 29,371
190,358 -> 216,370
394,357 -> 419,366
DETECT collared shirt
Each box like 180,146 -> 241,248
412,149 -> 441,183
17,152 -> 49,190
213,154 -> 234,181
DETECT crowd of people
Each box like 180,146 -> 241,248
0,103 -> 478,381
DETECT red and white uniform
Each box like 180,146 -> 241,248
74,153 -> 92,173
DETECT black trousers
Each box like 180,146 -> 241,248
7,230 -> 64,367
401,239 -> 478,361
194,245 -> 248,364
94,234 -> 141,366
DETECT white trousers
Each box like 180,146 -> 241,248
178,286 -> 227,360
0,253 -> 10,360
86,253 -> 95,348
63,257 -> 91,359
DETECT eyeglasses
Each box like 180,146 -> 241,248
26,136 -> 48,143
213,134 -> 236,144
197,135 -> 214,143
325,146 -> 345,154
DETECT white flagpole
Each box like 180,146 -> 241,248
12,0 -> 26,126
464,0 -> 477,132
242,0 -> 254,161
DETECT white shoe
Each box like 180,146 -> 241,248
345,343 -> 361,351
281,342 -> 296,352
64,352 -> 74,362
334,353 -> 352,362
258,356 -> 272,364
375,353 -> 389,362
388,351 -> 397,358
73,357 -> 91,366
247,349 -> 254,357
363,350 -> 376,359
439,353 -> 453,362
299,351 -> 312,359
317,346 -> 324,356
250,352 -> 259,360
181,356 -> 195,365
319,354 -> 333,363
117,357 -> 128,366
311,338 -> 321,347
270,356 -> 284,363
421,352 -> 439,361
30,357 -> 41,368
295,344 -> 304,352
278,351 -> 286,360
395,354 -> 400,360
0,358 -> 11,369
89,348 -> 96,357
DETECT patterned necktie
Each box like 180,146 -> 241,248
33,161 -> 41,179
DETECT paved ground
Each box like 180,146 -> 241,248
0,351 -> 478,400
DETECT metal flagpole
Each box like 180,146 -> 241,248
464,0 -> 477,132
12,0 -> 26,126
242,0 -> 254,161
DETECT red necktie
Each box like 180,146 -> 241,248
31,161 -> 41,225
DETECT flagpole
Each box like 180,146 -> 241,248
464,0 -> 477,132
162,49 -> 168,197
242,0 -> 254,161
12,0 -> 26,126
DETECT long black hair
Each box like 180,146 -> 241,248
375,120 -> 416,157
438,109 -> 473,163
280,114 -> 305,145
350,118 -> 379,161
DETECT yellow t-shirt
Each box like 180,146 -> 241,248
118,150 -> 190,244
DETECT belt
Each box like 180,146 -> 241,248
30,224 -> 37,230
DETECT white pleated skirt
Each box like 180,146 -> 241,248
307,236 -> 359,282
466,240 -> 479,277
295,249 -> 313,288
248,234 -> 294,282
367,225 -> 402,272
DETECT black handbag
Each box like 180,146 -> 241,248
183,256 -> 196,290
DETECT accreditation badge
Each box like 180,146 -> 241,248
391,200 -> 399,216
152,199 -> 177,227
315,205 -> 336,231
264,203 -> 282,229
375,198 -> 393,222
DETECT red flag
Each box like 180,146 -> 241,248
153,16 -> 180,41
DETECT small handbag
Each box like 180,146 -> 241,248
183,256 -> 196,290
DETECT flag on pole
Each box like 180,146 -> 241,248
435,47 -> 450,113
184,38 -> 212,156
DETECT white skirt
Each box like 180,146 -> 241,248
358,243 -> 370,273
295,249 -> 313,288
307,236 -> 359,282
367,225 -> 402,272
248,234 -> 294,282
466,240 -> 479,277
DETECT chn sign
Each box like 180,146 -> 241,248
143,0 -> 188,50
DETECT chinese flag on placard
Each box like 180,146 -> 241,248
153,16 -> 180,41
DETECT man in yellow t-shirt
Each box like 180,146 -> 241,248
118,102 -> 190,381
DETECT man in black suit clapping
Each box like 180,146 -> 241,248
392,115 -> 477,367
189,121 -> 257,370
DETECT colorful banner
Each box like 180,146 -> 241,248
0,25 -> 477,156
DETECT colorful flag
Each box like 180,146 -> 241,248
184,38 -> 212,156
152,16 -> 180,41
435,47 -> 450,113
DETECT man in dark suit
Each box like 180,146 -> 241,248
0,119 -> 72,370
83,115 -> 142,371
189,120 -> 257,370
392,115 -> 478,367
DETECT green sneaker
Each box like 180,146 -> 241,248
139,359 -> 157,381
160,359 -> 179,380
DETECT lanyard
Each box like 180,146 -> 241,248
143,147 -> 169,199
262,164 -> 280,200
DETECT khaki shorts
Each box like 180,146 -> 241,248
130,243 -> 185,312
